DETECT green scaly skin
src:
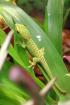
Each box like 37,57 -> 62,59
15,24 -> 66,94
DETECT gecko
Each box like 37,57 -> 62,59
15,24 -> 66,94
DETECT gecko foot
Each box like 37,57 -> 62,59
16,41 -> 26,48
28,57 -> 40,68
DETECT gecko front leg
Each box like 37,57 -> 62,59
16,41 -> 26,48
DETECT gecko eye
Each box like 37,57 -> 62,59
16,31 -> 19,34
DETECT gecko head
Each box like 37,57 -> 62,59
15,24 -> 31,41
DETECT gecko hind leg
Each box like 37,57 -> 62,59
28,57 -> 40,68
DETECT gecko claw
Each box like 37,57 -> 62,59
28,57 -> 40,68
16,41 -> 26,48
28,60 -> 36,68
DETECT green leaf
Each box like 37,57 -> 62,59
0,49 -> 30,105
0,29 -> 26,68
46,0 -> 64,54
0,92 -> 19,105
0,28 -> 6,44
43,6 -> 48,33
0,60 -> 24,105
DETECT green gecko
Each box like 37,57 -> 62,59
15,24 -> 66,94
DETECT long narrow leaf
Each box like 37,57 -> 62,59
46,0 -> 63,54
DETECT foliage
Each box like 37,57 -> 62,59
0,0 -> 70,105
